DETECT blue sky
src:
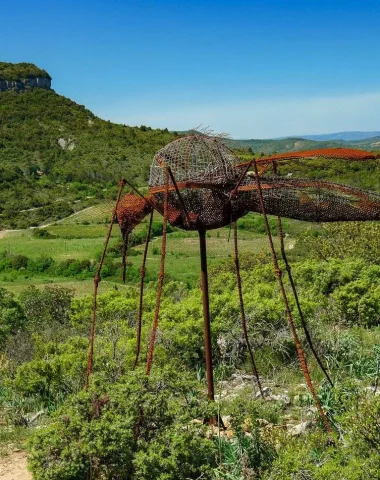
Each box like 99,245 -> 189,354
3,0 -> 380,138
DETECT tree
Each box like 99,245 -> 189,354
0,287 -> 26,349
19,285 -> 74,331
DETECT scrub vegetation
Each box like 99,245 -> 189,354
1,216 -> 380,479
1,64 -> 380,479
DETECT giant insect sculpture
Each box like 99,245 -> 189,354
86,133 -> 380,430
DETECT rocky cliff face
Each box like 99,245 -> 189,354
0,76 -> 51,92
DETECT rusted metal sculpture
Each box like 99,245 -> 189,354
86,133 -> 380,428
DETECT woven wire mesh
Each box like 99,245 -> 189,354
151,187 -> 249,231
237,177 -> 380,222
116,192 -> 152,235
116,136 -> 380,233
147,134 -> 244,230
149,134 -> 240,187
257,147 -> 379,164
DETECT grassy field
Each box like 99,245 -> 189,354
0,277 -> 127,297
0,226 -> 295,296
0,229 -> 114,261
0,203 -> 308,296
127,227 -> 283,285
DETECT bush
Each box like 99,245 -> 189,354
350,396 -> 380,454
28,369 -> 216,480
14,337 -> 87,404
332,279 -> 380,327
264,393 -> 380,480
20,285 -> 74,329
32,228 -> 56,239
0,287 -> 26,349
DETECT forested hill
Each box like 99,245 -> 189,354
0,74 -> 176,229
0,88 -> 176,183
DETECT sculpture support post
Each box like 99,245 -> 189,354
198,229 -> 215,403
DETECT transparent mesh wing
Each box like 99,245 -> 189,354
238,177 -> 380,222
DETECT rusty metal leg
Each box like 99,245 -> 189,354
252,161 -> 332,432
276,216 -> 333,387
199,229 -> 215,404
233,223 -> 264,398
133,210 -> 154,369
145,171 -> 169,376
85,179 -> 126,389
121,232 -> 129,283
167,166 -> 192,227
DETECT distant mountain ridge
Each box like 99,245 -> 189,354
226,134 -> 380,155
179,130 -> 380,154
296,131 -> 380,142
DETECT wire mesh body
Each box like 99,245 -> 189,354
133,135 -> 380,231
147,135 -> 245,230
116,192 -> 153,235
257,147 -> 379,163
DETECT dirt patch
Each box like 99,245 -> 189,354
0,452 -> 31,480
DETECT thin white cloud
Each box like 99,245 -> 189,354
97,92 -> 380,138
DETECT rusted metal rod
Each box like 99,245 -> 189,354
123,179 -> 151,205
85,178 -> 126,389
252,160 -> 332,432
145,170 -> 169,376
199,229 -> 215,404
233,223 -> 264,398
133,209 -> 154,369
271,161 -> 333,387
167,166 -> 192,227
229,158 -> 255,201
276,216 -> 334,387
121,231 -> 129,283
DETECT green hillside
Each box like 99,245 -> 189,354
351,135 -> 380,149
0,82 -> 176,229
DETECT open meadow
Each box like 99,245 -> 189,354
0,203 -> 302,294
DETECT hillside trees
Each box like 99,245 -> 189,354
0,62 -> 51,81
0,88 -> 176,228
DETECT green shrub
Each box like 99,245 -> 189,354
349,396 -> 380,453
332,279 -> 380,327
13,337 -> 87,405
32,228 -> 56,239
20,285 -> 74,329
264,394 -> 380,480
0,287 -> 26,349
134,425 -> 215,480
28,369 -> 216,480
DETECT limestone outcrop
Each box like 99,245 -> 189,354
0,76 -> 51,92
0,62 -> 52,92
